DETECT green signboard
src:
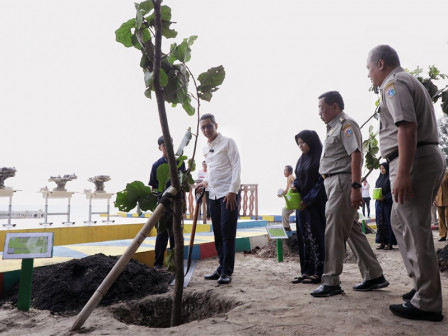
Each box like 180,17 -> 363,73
266,224 -> 288,239
3,232 -> 54,259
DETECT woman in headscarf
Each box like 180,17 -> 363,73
291,130 -> 327,284
375,162 -> 396,250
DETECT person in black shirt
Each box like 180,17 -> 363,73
149,136 -> 185,269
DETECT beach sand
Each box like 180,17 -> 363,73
1,233 -> 448,336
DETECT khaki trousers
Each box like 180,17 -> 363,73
321,174 -> 383,286
389,145 -> 445,312
282,207 -> 294,229
438,206 -> 448,238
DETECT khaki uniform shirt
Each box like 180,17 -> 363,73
435,172 -> 448,206
285,174 -> 295,193
319,112 -> 363,175
379,67 -> 439,157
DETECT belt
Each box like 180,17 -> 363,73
385,141 -> 439,163
321,172 -> 350,179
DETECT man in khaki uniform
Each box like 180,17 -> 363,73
310,91 -> 388,298
435,169 -> 448,241
367,45 -> 446,322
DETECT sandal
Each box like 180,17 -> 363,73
384,244 -> 393,250
291,275 -> 310,284
376,244 -> 385,250
302,275 -> 321,284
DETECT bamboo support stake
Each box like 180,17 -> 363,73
70,187 -> 177,331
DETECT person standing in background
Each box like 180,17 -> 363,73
435,169 -> 448,242
361,180 -> 371,218
196,160 -> 211,220
278,165 -> 295,231
374,162 -> 396,250
149,136 -> 185,270
431,203 -> 438,226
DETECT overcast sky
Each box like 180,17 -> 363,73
1,0 -> 447,216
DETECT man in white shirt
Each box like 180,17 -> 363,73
196,113 -> 241,284
361,180 -> 371,218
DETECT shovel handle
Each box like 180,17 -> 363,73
185,188 -> 205,276
195,188 -> 206,203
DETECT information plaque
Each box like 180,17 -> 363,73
2,232 -> 54,259
266,224 -> 288,239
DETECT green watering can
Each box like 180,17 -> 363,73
283,188 -> 303,210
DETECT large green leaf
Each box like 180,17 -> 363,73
182,100 -> 195,116
114,180 -> 157,213
162,26 -> 178,39
115,18 -> 136,48
138,0 -> 154,15
144,5 -> 177,39
138,193 -> 158,212
177,155 -> 187,168
114,190 -> 137,212
198,92 -> 212,102
156,163 -> 170,192
197,66 -> 225,101
160,5 -> 172,21
126,181 -> 152,203
169,36 -> 198,64
363,127 -> 381,171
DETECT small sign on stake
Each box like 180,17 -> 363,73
266,224 -> 288,240
2,232 -> 54,311
265,224 -> 288,262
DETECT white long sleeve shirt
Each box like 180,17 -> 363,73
202,133 -> 241,199
361,182 -> 370,198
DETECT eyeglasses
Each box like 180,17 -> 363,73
200,123 -> 215,131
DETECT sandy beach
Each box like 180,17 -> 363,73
1,232 -> 448,336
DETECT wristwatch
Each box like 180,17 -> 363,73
351,182 -> 362,189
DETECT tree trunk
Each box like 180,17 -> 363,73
152,0 -> 184,327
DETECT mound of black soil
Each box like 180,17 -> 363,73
244,234 -> 300,259
437,245 -> 448,272
0,254 -> 171,315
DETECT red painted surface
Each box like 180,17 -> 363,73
200,242 -> 217,259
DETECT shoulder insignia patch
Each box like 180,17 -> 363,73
384,82 -> 394,90
386,84 -> 396,97
343,124 -> 353,137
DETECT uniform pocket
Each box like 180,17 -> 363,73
326,136 -> 337,144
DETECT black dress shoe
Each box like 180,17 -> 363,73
204,271 -> 220,280
438,237 -> 446,242
390,302 -> 443,322
217,274 -> 231,284
402,288 -> 416,302
310,284 -> 343,297
353,275 -> 389,291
